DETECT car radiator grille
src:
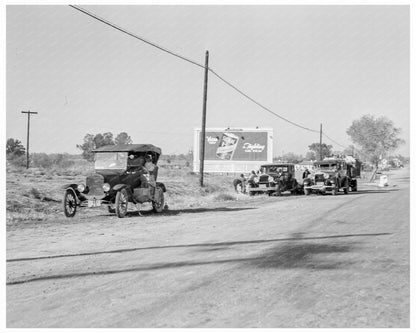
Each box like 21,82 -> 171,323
86,174 -> 105,197
259,175 -> 269,182
315,174 -> 325,182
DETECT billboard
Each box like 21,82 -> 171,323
194,128 -> 273,173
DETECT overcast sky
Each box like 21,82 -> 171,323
6,5 -> 410,156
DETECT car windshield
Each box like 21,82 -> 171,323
95,152 -> 128,170
263,166 -> 288,173
317,163 -> 337,170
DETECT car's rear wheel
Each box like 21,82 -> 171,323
351,179 -> 358,192
63,189 -> 77,217
115,188 -> 128,218
153,190 -> 165,213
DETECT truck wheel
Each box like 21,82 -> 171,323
343,186 -> 349,194
63,189 -> 77,217
115,188 -> 128,218
153,191 -> 165,213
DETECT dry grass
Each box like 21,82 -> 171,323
6,163 -> 243,225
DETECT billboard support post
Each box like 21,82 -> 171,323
199,50 -> 209,187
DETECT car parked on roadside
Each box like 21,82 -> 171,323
303,158 -> 351,195
247,163 -> 301,196
63,144 -> 166,218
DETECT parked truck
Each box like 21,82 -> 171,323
303,156 -> 361,195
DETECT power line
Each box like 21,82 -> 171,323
322,132 -> 366,157
208,68 -> 320,134
70,5 -> 362,149
322,132 -> 348,150
69,5 -> 205,69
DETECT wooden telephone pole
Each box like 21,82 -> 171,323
21,110 -> 38,169
319,123 -> 323,161
199,51 -> 209,187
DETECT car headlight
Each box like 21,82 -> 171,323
102,183 -> 111,192
324,173 -> 329,179
268,176 -> 274,182
77,184 -> 86,192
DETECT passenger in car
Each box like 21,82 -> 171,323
145,154 -> 157,192
128,155 -> 149,187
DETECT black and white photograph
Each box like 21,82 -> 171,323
3,1 -> 413,329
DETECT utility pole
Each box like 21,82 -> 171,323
319,123 -> 323,161
199,50 -> 209,187
21,110 -> 38,169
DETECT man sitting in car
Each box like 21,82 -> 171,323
145,154 -> 157,193
128,155 -> 149,187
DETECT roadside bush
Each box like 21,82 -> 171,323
31,153 -> 75,169
214,193 -> 236,201
6,154 -> 26,168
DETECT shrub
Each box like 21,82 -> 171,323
7,154 -> 26,167
214,193 -> 236,201
31,153 -> 75,169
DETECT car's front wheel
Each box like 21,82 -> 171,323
63,189 -> 77,217
115,188 -> 128,218
153,190 -> 165,213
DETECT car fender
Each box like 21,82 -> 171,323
156,182 -> 167,192
63,183 -> 78,191
113,184 -> 130,192
303,179 -> 312,186
63,186 -> 80,204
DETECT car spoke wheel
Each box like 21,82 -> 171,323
153,190 -> 165,213
63,189 -> 77,217
115,188 -> 128,218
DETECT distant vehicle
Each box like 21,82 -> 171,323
247,163 -> 301,196
63,144 -> 166,218
303,156 -> 361,195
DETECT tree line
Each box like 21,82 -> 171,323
76,132 -> 132,161
6,115 -> 407,168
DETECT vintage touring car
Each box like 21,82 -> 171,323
63,144 -> 166,218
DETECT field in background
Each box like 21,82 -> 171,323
5,160 -> 244,225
